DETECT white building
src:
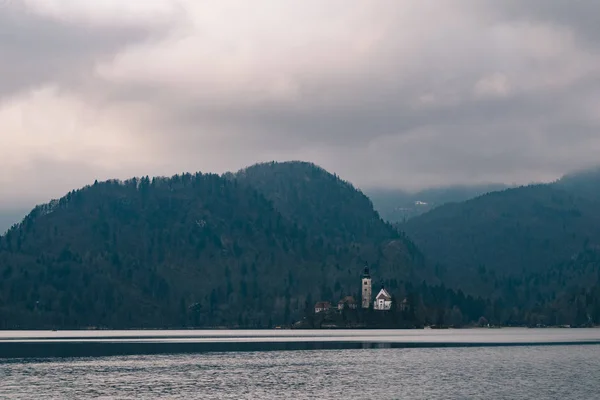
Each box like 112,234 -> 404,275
374,287 -> 392,311
314,301 -> 331,313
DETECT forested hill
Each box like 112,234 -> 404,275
233,161 -> 399,244
403,184 -> 599,278
403,170 -> 600,279
3,162 -> 599,329
0,164 -> 436,329
554,167 -> 600,200
399,168 -> 600,325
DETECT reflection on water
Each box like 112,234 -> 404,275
2,345 -> 599,399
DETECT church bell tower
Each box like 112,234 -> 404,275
361,266 -> 372,309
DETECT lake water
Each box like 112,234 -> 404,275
1,329 -> 599,399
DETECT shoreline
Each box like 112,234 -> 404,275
2,339 -> 600,359
2,328 -> 600,359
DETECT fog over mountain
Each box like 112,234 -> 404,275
367,183 -> 512,222
3,1 -> 600,210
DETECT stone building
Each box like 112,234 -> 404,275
361,267 -> 372,309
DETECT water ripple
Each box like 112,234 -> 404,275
1,345 -> 599,399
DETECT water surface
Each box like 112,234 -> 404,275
2,345 -> 599,399
1,328 -> 599,359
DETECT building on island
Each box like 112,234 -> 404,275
374,286 -> 392,311
314,301 -> 332,313
362,266 -> 393,311
337,296 -> 357,310
361,267 -> 372,309
313,266 -> 396,315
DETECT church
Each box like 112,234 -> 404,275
361,266 -> 393,311
315,266 -> 395,314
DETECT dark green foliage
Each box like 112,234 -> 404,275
0,163 -> 427,329
399,168 -> 600,326
235,161 -> 399,244
402,184 -> 600,284
555,167 -> 600,201
3,162 -> 600,329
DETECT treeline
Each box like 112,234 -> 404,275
0,163 -> 429,329
400,168 -> 600,326
1,162 -> 599,329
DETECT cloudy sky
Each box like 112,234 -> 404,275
2,0 -> 600,210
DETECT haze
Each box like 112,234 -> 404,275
2,0 -> 600,212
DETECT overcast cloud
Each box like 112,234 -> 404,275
2,0 -> 600,209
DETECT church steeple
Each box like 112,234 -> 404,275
361,265 -> 372,309
362,266 -> 370,279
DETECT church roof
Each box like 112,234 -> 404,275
376,288 -> 392,300
362,266 -> 370,278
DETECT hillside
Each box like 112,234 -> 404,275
3,162 -> 599,329
452,245 -> 600,327
401,169 -> 600,296
554,167 -> 600,200
368,183 -> 510,223
0,165 -> 438,329
233,161 -> 399,244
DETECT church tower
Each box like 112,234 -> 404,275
361,266 -> 372,309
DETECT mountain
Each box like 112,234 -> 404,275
400,168 -> 600,322
233,161 -> 399,244
368,183 -> 510,222
4,162 -> 598,329
554,167 -> 600,200
0,163 -> 444,329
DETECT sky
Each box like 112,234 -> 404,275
2,0 -> 600,211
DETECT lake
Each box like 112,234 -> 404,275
1,329 -> 599,399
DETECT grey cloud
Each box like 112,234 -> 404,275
496,0 -> 600,45
1,155 -> 107,207
0,1 -> 176,100
101,2 -> 599,149
2,1 -> 600,206
139,65 -> 600,187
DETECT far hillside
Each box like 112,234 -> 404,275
401,168 -> 600,299
368,183 -> 510,223
554,166 -> 600,200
